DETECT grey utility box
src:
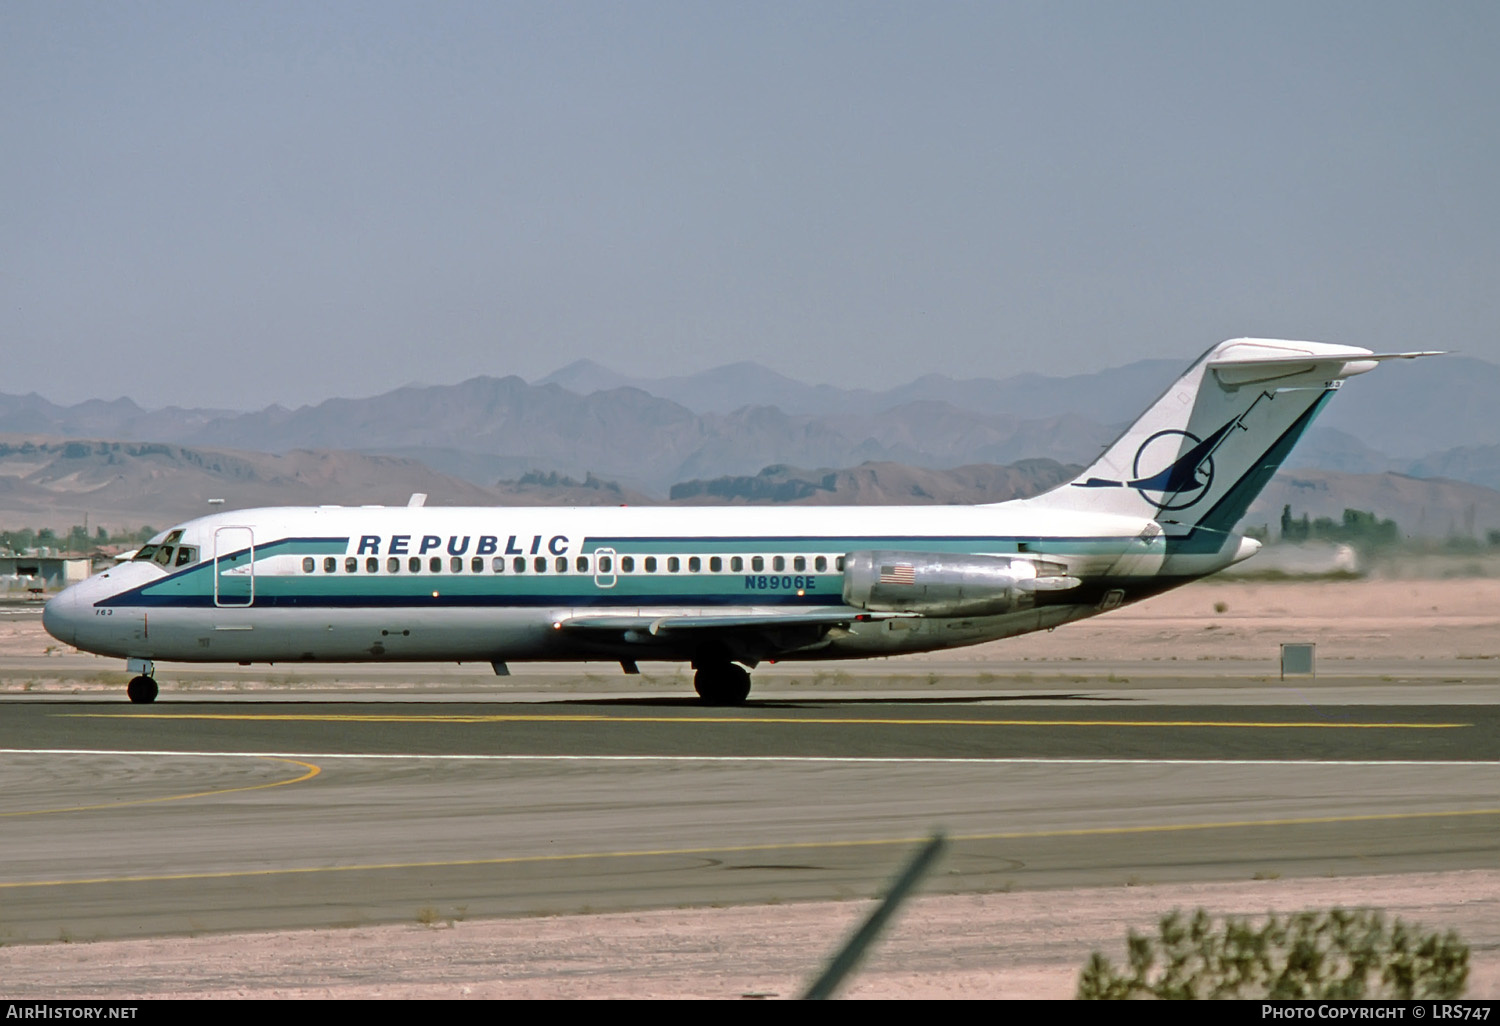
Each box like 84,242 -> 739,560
1280,643 -> 1316,678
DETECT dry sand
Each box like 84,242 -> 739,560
8,576 -> 1500,695
939,576 -> 1500,667
2,577 -> 1498,998
2,874 -> 1497,999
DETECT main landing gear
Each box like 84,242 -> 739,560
693,662 -> 752,706
125,658 -> 158,704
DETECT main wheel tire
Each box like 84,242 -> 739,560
693,663 -> 751,706
126,675 -> 158,704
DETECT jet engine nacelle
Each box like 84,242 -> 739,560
842,550 -> 1080,617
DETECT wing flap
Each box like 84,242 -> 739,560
558,608 -> 912,636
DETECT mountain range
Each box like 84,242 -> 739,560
4,352 -> 1495,490
2,349 -> 1496,534
9,435 -> 1500,543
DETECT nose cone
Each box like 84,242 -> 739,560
42,586 -> 80,646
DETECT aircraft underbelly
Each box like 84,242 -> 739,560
89,607 -> 566,663
77,571 -> 1182,666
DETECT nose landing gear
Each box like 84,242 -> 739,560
125,658 -> 158,704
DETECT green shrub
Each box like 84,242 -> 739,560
1078,907 -> 1468,1000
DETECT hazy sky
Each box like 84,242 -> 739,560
4,1 -> 1497,410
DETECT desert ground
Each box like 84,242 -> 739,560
2,575 -> 1497,999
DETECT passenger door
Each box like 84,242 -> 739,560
213,527 -> 255,607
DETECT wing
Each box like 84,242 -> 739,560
554,605 -> 914,665
557,607 -> 913,636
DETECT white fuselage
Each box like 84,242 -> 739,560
42,501 -> 1252,668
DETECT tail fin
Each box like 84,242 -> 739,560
1023,338 -> 1435,533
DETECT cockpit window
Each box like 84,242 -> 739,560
175,546 -> 198,567
164,530 -> 184,546
133,545 -> 159,562
154,545 -> 176,567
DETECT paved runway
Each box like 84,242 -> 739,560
1,690 -> 1496,944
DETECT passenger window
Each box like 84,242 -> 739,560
367,557 -> 378,573
324,557 -> 337,573
387,557 -> 400,573
492,557 -> 505,573
576,556 -> 590,573
408,557 -> 421,573
836,556 -> 845,571
598,555 -> 612,573
688,556 -> 701,572
176,547 -> 197,567
345,556 -> 357,573
450,556 -> 462,573
773,556 -> 785,571
793,556 -> 805,572
513,556 -> 526,572
815,556 -> 827,572
472,556 -> 483,573
644,556 -> 657,573
534,556 -> 547,573
429,556 -> 442,572
621,556 -> 635,572
667,556 -> 680,573
751,556 -> 764,572
555,556 -> 567,573
302,557 -> 315,573
730,556 -> 743,572
710,556 -> 722,572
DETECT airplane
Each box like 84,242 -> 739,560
42,338 -> 1433,705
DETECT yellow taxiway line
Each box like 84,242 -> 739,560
2,804 -> 1496,891
0,757 -> 320,818
63,712 -> 1468,728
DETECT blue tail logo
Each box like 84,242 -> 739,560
1072,419 -> 1238,511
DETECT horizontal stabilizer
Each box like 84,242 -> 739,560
1208,349 -> 1443,367
1208,345 -> 1444,388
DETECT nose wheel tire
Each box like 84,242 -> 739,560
693,663 -> 751,706
126,675 -> 158,704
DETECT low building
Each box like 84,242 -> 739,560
0,554 -> 92,596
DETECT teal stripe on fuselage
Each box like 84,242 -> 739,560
109,532 -> 1144,609
583,535 -> 1136,557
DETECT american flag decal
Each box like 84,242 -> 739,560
878,563 -> 916,585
